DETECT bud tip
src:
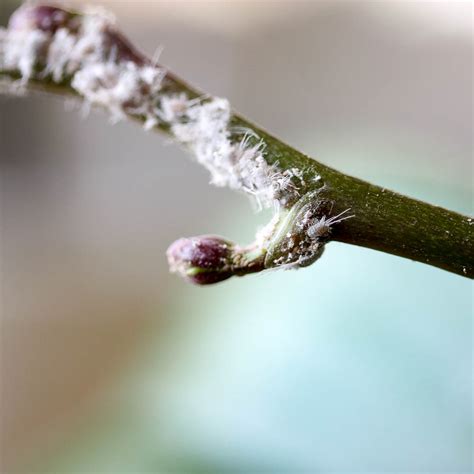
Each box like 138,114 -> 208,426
166,235 -> 235,285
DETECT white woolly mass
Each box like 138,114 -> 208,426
44,28 -> 76,81
157,93 -> 190,122
1,10 -> 165,123
0,27 -> 49,81
0,7 -> 305,210
170,97 -> 278,208
72,61 -> 164,123
67,14 -> 116,75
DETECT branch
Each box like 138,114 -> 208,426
1,4 -> 472,284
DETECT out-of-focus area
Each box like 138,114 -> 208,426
0,1 -> 472,472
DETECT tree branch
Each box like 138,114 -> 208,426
1,4 -> 472,283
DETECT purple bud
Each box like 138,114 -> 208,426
9,5 -> 72,34
167,235 -> 234,285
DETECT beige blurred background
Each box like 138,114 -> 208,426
1,1 -> 472,472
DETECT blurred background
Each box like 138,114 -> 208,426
0,1 -> 472,472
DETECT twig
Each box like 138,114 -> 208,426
1,4 -> 472,284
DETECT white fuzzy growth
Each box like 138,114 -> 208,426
45,28 -> 76,81
0,6 -> 305,210
72,61 -> 164,123
162,95 -> 304,209
66,14 -> 109,72
50,13 -> 164,123
170,97 -> 278,208
1,9 -> 165,125
157,93 -> 190,122
0,27 -> 49,81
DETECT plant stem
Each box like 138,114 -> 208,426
1,8 -> 472,279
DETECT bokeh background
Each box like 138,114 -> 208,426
1,1 -> 472,472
